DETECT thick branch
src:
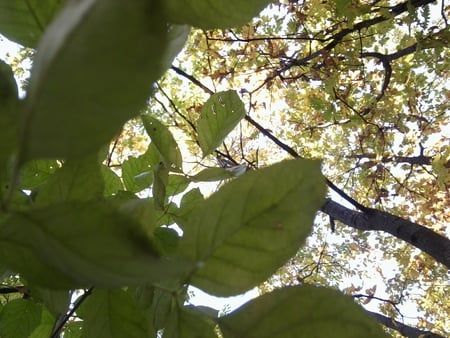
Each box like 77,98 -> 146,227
348,153 -> 432,166
366,310 -> 446,338
321,198 -> 450,269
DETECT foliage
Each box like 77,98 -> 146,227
0,0 -> 448,337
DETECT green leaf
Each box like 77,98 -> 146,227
0,60 -> 18,105
101,165 -> 123,196
0,0 -> 62,47
154,227 -> 179,256
29,286 -> 70,317
34,156 -> 104,207
122,153 -> 154,193
180,159 -> 325,296
0,201 -> 188,288
29,308 -> 55,338
162,25 -> 191,70
22,0 -> 170,159
0,299 -> 44,338
19,160 -> 59,190
0,60 -> 19,169
163,0 -> 273,29
118,198 -> 157,234
173,188 -> 204,229
219,285 -> 389,338
78,289 -> 150,338
152,288 -> 176,331
153,162 -> 169,210
141,115 -> 183,172
166,174 -> 190,197
197,90 -> 246,156
163,306 -> 219,338
189,167 -> 238,182
62,321 -> 83,338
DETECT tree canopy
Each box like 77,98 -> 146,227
0,0 -> 448,337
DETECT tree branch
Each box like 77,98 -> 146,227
347,153 -> 432,166
321,198 -> 450,269
366,310 -> 446,338
51,287 -> 93,338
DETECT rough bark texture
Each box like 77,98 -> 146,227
367,310 -> 445,338
321,198 -> 450,269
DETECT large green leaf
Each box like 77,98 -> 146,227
142,114 -> 183,172
163,0 -> 273,29
180,159 -> 325,296
78,289 -> 150,338
34,156 -> 104,207
219,285 -> 388,338
22,0 -> 169,159
197,90 -> 246,156
0,201 -> 187,288
0,0 -> 62,47
0,299 -> 49,338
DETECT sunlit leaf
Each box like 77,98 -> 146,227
0,0 -> 61,47
219,285 -> 389,338
122,153 -> 154,193
142,114 -> 183,172
180,159 -> 325,296
22,0 -> 169,159
197,90 -> 246,156
163,0 -> 273,29
78,289 -> 150,338
0,201 -> 187,288
162,25 -> 191,69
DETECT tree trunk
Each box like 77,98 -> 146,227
321,198 -> 450,269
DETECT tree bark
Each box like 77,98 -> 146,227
367,310 -> 446,338
321,198 -> 450,269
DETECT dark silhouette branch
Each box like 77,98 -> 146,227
321,198 -> 450,269
0,286 -> 28,295
360,43 -> 418,100
366,310 -> 446,338
51,287 -> 93,338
